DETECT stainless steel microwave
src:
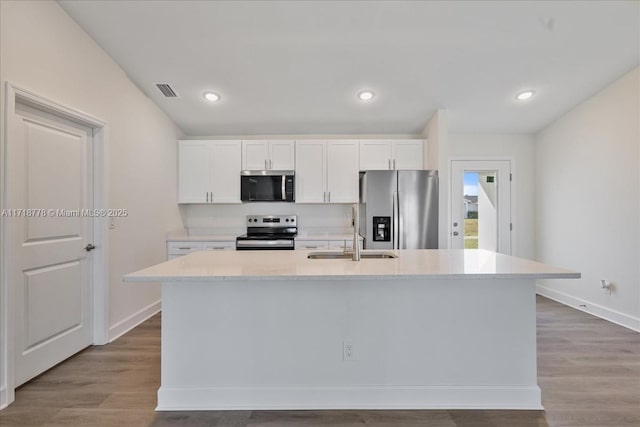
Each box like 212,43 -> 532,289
240,170 -> 295,202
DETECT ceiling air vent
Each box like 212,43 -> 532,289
155,83 -> 178,98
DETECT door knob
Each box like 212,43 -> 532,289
452,232 -> 459,236
85,244 -> 96,252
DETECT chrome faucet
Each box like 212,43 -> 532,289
352,204 -> 361,261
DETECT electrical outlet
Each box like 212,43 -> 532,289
109,217 -> 116,229
343,340 -> 354,361
600,279 -> 612,295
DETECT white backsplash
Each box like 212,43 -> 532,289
181,203 -> 354,235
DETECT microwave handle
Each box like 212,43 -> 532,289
282,175 -> 286,201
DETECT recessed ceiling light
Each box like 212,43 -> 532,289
203,92 -> 220,102
515,90 -> 535,101
358,91 -> 375,101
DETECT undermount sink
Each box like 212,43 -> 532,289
307,251 -> 398,260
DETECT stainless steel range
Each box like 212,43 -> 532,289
235,215 -> 297,250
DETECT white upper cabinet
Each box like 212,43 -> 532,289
359,139 -> 424,170
359,140 -> 393,170
392,140 -> 424,170
242,140 -> 270,170
178,140 -> 241,204
326,140 -> 359,203
269,140 -> 295,170
242,140 -> 294,170
210,141 -> 242,203
178,141 -> 211,203
295,140 -> 359,204
295,140 -> 326,203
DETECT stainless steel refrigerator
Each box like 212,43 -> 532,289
359,170 -> 438,249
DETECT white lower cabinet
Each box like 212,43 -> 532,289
328,240 -> 364,250
296,240 -> 330,250
296,239 -> 363,250
295,140 -> 359,203
202,242 -> 235,251
167,240 -> 235,260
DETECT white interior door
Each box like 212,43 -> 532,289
450,160 -> 511,254
8,101 -> 94,386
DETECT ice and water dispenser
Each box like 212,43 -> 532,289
372,216 -> 391,242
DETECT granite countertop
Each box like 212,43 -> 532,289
124,249 -> 580,282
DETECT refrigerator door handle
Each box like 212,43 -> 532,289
392,190 -> 399,249
397,191 -> 403,249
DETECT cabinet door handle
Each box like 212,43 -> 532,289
269,159 -> 273,169
206,192 -> 209,203
265,159 -> 268,169
388,159 -> 392,170
328,192 -> 331,203
323,191 -> 326,202
393,159 -> 396,169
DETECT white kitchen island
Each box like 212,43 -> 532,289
124,249 -> 579,411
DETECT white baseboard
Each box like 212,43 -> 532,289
537,286 -> 640,332
108,299 -> 161,342
156,385 -> 543,411
0,385 -> 7,410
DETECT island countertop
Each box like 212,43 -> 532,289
124,249 -> 579,282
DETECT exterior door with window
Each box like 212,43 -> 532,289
450,160 -> 512,254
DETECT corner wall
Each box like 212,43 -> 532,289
535,67 -> 639,331
0,0 -> 183,349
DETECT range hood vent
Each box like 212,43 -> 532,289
155,83 -> 178,98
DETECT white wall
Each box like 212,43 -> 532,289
448,133 -> 536,259
184,203 -> 353,235
535,67 -> 639,331
0,0 -> 183,350
423,110 -> 449,248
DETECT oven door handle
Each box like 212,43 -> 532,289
236,239 -> 294,248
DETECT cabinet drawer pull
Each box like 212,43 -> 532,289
305,246 -> 318,249
178,247 -> 192,250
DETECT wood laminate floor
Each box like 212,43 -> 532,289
1,296 -> 638,427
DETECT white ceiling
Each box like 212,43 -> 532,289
58,1 -> 639,136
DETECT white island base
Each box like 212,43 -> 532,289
125,250 -> 579,411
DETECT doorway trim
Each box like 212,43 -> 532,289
1,83 -> 109,408
449,156 -> 516,254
